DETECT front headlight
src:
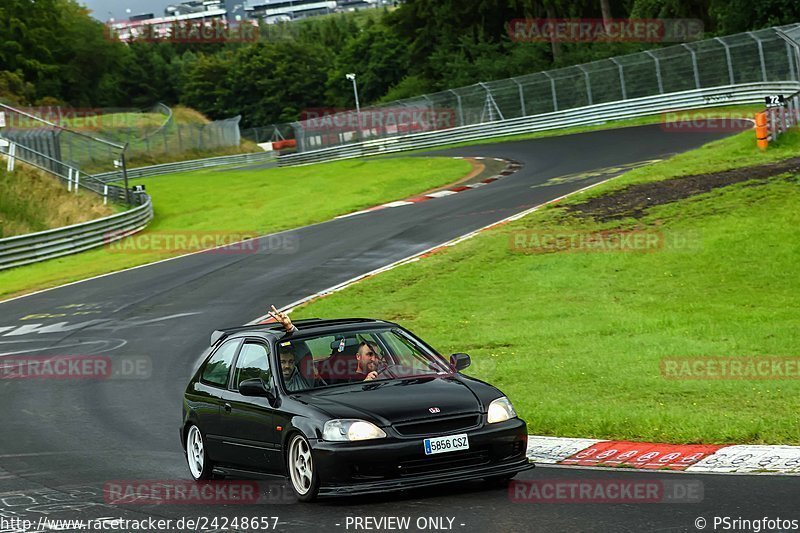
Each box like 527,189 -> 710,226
487,396 -> 517,424
322,419 -> 387,442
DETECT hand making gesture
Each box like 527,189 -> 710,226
267,305 -> 294,333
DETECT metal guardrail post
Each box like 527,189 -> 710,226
748,32 -> 769,82
610,58 -> 627,100
644,50 -> 665,93
121,146 -> 130,205
714,37 -> 736,85
682,44 -> 702,89
577,65 -> 593,105
542,72 -> 558,111
512,78 -> 526,116
446,90 -> 464,127
774,28 -> 800,85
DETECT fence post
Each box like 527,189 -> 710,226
610,58 -> 626,100
747,32 -> 768,82
103,184 -> 108,205
7,142 -> 15,172
67,167 -> 73,192
542,72 -> 558,111
644,50 -> 664,93
577,65 -> 593,105
682,44 -> 701,89
446,90 -> 464,127
713,37 -> 735,85
512,77 -> 526,116
478,82 -> 505,122
74,170 -> 80,193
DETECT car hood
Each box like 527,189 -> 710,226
299,376 -> 485,426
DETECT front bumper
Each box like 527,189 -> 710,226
311,417 -> 531,497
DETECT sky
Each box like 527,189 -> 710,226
79,0 -> 174,21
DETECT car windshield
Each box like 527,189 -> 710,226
277,327 -> 452,392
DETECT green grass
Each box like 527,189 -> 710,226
291,128 -> 800,445
0,165 -> 116,238
0,156 -> 471,300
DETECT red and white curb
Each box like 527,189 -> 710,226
527,436 -> 800,474
335,157 -> 522,219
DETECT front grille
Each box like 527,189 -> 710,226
397,450 -> 491,477
393,414 -> 481,437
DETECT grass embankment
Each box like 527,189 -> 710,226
0,166 -> 115,238
0,157 -> 471,300
292,128 -> 800,445
59,105 -> 261,173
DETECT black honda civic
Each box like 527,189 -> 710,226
181,317 -> 532,501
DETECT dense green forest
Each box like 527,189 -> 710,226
1,0 -> 798,128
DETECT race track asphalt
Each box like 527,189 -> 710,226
1,125 -> 796,533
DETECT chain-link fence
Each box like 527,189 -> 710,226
0,103 -> 244,204
253,25 -> 800,152
0,102 -> 134,202
240,124 -> 296,144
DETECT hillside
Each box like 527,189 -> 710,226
0,165 -> 115,238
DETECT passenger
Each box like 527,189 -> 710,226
279,343 -> 316,392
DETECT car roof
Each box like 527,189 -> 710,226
210,318 -> 398,346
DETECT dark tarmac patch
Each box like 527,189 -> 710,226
564,157 -> 800,222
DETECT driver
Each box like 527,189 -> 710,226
350,341 -> 380,382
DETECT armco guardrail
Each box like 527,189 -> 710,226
94,150 -> 275,183
277,82 -> 800,167
0,194 -> 154,271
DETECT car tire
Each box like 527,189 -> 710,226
286,433 -> 320,502
185,424 -> 215,480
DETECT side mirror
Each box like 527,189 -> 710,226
450,353 -> 471,372
239,378 -> 277,404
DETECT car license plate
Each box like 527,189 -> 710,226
423,434 -> 469,455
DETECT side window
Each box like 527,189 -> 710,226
233,342 -> 271,390
201,339 -> 241,388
